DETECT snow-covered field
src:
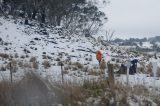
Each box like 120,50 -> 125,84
1,16 -> 160,103
0,16 -> 160,83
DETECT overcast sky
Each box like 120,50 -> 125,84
98,0 -> 160,39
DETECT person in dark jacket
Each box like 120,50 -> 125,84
129,59 -> 138,75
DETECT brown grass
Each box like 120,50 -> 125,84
0,81 -> 14,105
73,62 -> 83,69
88,69 -> 99,76
0,75 -> 156,106
53,84 -> 86,106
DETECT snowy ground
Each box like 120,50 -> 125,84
0,16 -> 160,94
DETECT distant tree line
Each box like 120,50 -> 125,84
1,0 -> 107,36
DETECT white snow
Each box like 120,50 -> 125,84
141,42 -> 153,48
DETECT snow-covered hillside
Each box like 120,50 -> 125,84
0,16 -> 112,81
1,16 -> 160,105
0,16 -> 160,87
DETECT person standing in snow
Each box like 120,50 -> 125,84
96,50 -> 102,65
129,59 -> 138,74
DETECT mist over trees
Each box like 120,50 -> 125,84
1,0 -> 107,36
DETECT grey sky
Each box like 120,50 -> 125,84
99,0 -> 160,39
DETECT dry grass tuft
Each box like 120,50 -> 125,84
82,80 -> 109,97
42,60 -> 51,69
0,53 -> 9,59
146,63 -> 153,76
73,62 -> 83,69
32,61 -> 39,69
29,57 -> 37,62
88,69 -> 99,76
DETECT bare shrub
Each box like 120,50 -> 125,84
32,61 -> 39,69
30,57 -> 37,62
0,53 -> 9,59
42,60 -> 51,69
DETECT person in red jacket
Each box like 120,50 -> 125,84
96,50 -> 102,65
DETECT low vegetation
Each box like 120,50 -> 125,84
42,60 -> 51,69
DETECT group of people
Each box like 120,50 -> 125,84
118,59 -> 138,75
96,50 -> 138,75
